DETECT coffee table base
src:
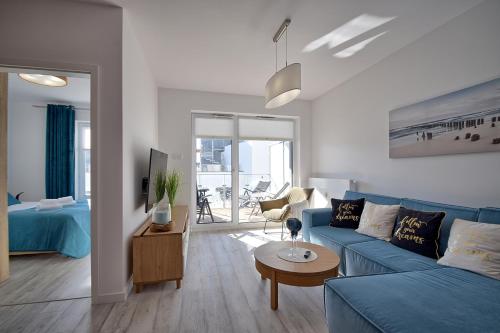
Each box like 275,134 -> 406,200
256,260 -> 338,310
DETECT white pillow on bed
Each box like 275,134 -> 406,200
438,218 -> 500,280
58,196 -> 76,206
355,201 -> 400,241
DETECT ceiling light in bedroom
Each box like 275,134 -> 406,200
265,18 -> 301,109
18,73 -> 68,87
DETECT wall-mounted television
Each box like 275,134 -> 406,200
145,148 -> 168,213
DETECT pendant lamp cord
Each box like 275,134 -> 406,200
285,26 -> 288,67
275,42 -> 277,73
274,20 -> 289,72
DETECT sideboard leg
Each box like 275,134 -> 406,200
134,284 -> 142,293
176,279 -> 181,289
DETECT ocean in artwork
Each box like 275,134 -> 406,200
389,77 -> 500,158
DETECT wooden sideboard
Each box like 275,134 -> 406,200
132,205 -> 190,293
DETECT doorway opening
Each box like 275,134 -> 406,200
0,68 -> 92,306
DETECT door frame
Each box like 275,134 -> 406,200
0,59 -> 99,302
0,73 -> 8,283
190,111 -> 298,231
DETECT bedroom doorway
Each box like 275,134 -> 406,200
0,68 -> 92,306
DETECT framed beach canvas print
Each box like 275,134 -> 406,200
389,77 -> 500,158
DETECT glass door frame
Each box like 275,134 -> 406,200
191,112 -> 298,229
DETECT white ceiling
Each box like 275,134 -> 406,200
107,0 -> 483,100
8,73 -> 90,107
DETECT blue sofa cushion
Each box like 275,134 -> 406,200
325,268 -> 500,333
302,208 -> 332,242
344,191 -> 401,205
401,198 -> 479,256
478,207 -> 500,224
344,240 -> 441,276
309,226 -> 375,275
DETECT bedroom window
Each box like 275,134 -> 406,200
76,121 -> 91,200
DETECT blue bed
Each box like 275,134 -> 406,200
8,201 -> 91,258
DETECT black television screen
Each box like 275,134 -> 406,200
145,148 -> 168,213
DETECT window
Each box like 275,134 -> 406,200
76,121 -> 91,200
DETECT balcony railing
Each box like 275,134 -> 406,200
197,172 -> 285,224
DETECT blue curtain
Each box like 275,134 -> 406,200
46,104 -> 75,199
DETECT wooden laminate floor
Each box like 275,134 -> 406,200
0,229 -> 329,333
0,253 -> 91,306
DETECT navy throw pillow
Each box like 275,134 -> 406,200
390,207 -> 445,259
8,192 -> 20,206
330,198 -> 365,229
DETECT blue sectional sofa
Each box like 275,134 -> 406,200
302,191 -> 500,333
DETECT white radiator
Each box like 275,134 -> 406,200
308,178 -> 355,208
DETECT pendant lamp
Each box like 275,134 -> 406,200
265,18 -> 301,109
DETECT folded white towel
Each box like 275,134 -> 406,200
37,201 -> 63,210
58,196 -> 73,202
40,199 -> 59,205
58,196 -> 74,204
39,199 -> 59,206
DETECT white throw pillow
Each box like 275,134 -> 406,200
437,218 -> 500,280
355,201 -> 400,241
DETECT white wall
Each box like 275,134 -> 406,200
0,0 -> 124,303
122,11 -> 158,285
7,100 -> 90,201
312,0 -> 500,208
158,88 -> 312,209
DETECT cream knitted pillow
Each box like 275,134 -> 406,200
438,218 -> 500,280
355,201 -> 400,241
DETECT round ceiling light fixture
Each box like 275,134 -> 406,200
265,18 -> 301,109
18,73 -> 68,87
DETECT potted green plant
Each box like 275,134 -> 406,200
154,170 -> 167,204
165,169 -> 182,207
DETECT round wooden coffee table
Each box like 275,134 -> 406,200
254,241 -> 340,310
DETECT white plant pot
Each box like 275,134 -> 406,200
152,197 -> 172,224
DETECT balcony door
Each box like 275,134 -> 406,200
193,113 -> 295,226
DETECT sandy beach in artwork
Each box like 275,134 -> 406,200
390,122 -> 500,158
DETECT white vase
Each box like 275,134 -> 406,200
152,195 -> 171,224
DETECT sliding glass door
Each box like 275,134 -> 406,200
194,116 -> 233,224
237,117 -> 294,223
193,114 -> 295,225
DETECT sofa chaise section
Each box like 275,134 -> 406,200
325,268 -> 500,333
